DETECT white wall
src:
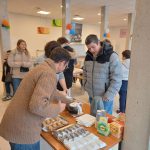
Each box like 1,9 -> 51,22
110,26 -> 127,57
8,13 -> 127,58
82,24 -> 100,43
9,13 -> 62,57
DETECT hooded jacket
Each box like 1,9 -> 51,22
83,43 -> 122,100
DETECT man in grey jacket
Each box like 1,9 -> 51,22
83,34 -> 122,115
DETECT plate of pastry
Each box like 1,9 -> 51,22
42,115 -> 69,132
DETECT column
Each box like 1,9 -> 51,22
122,0 -> 150,149
125,13 -> 136,50
0,0 -> 11,96
100,6 -> 109,40
62,0 -> 71,39
0,0 -> 11,53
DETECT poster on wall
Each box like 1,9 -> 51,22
37,27 -> 49,34
120,29 -> 128,38
70,22 -> 82,43
52,19 -> 62,27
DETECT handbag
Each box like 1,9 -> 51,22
20,66 -> 29,72
5,73 -> 12,82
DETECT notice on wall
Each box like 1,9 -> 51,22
37,27 -> 49,34
70,23 -> 82,42
120,29 -> 128,38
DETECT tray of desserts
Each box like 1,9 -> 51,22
42,115 -> 69,132
52,124 -> 106,150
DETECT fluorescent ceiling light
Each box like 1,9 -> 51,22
37,11 -> 50,15
123,18 -> 127,21
97,13 -> 101,16
73,15 -> 84,21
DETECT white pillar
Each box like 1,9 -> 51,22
0,0 -> 11,96
125,13 -> 136,50
0,0 -> 11,53
62,0 -> 71,39
122,0 -> 150,149
100,6 -> 109,40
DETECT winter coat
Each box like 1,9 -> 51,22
83,46 -> 122,100
1,60 -> 11,82
8,48 -> 32,79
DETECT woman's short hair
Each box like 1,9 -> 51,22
44,41 -> 61,58
122,50 -> 131,59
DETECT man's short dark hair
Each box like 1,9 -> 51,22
85,34 -> 99,45
49,47 -> 71,63
6,50 -> 11,53
122,50 -> 131,59
44,41 -> 61,58
57,37 -> 69,45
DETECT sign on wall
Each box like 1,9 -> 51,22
120,29 -> 128,38
70,23 -> 82,42
52,19 -> 62,27
37,27 -> 49,34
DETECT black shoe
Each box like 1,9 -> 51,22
116,110 -> 120,114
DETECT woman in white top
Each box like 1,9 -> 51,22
118,50 -> 131,113
8,39 -> 32,94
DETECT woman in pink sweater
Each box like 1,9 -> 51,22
8,39 -> 32,94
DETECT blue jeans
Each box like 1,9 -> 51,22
5,82 -> 13,96
119,80 -> 128,113
89,97 -> 114,114
9,141 -> 40,150
13,78 -> 22,94
103,100 -> 113,114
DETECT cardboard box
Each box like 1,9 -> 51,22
110,122 -> 124,139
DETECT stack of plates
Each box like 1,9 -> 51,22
76,114 -> 96,127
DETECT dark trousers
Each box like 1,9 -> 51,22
119,80 -> 128,113
5,82 -> 13,96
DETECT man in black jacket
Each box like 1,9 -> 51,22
2,50 -> 13,100
57,37 -> 76,96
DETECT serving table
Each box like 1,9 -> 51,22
41,103 -> 122,150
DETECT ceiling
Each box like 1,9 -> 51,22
8,0 -> 136,27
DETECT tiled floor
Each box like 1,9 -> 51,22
0,80 -> 119,150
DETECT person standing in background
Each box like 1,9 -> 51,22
35,41 -> 68,96
57,37 -> 76,96
8,39 -> 32,94
1,50 -> 13,100
83,34 -> 122,115
0,47 -> 71,150
117,50 -> 131,113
